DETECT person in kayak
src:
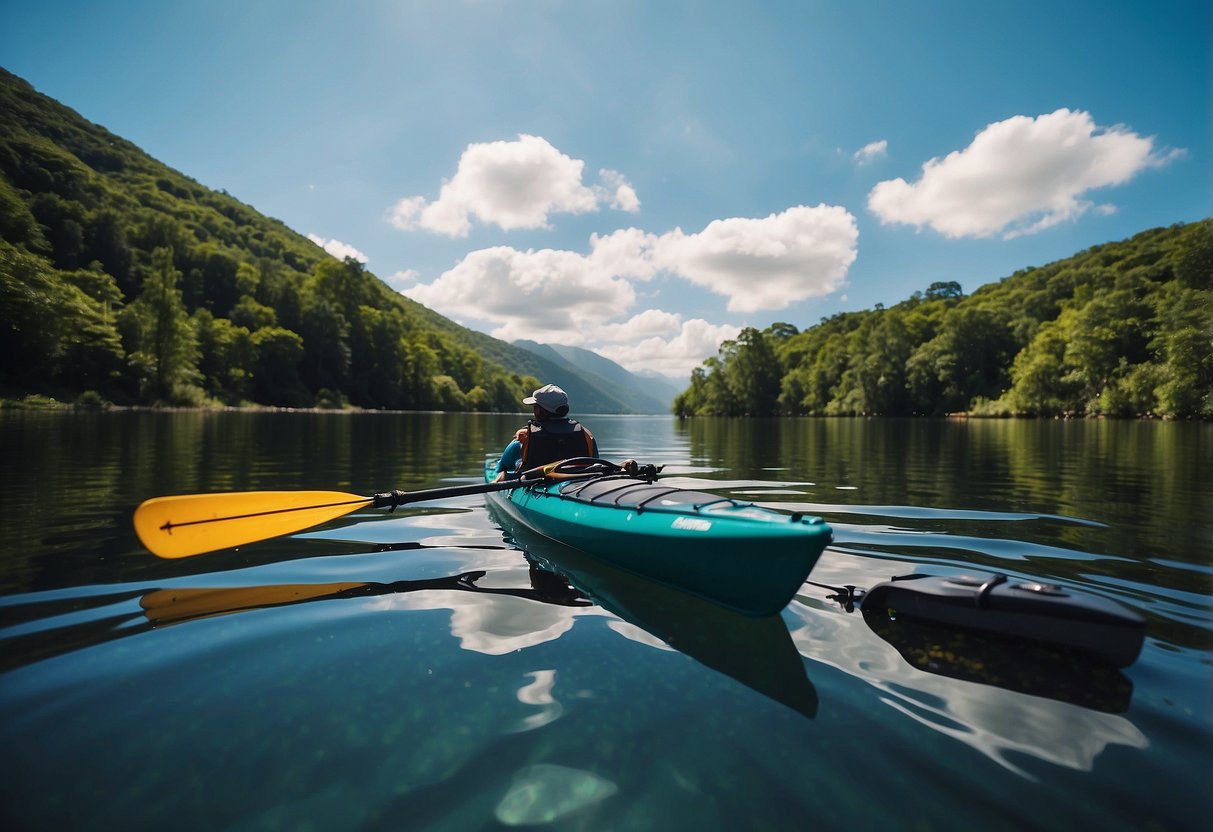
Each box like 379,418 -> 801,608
493,383 -> 598,480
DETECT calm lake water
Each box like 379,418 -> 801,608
1,411 -> 1210,831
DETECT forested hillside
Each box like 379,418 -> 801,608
0,68 -> 545,410
675,220 -> 1212,419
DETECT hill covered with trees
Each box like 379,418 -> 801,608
674,219 -> 1211,419
0,68 -> 633,411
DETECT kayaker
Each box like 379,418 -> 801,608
493,384 -> 598,480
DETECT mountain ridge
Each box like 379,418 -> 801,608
512,341 -> 677,414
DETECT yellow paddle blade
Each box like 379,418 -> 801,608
134,490 -> 372,559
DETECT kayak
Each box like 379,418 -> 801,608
483,458 -> 832,617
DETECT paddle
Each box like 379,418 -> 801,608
134,458 -> 626,560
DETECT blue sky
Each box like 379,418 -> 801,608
3,0 -> 1208,379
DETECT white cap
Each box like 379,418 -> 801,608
523,383 -> 569,412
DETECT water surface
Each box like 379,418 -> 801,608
1,412 -> 1210,830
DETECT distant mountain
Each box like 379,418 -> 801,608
513,340 -> 676,413
540,343 -> 682,412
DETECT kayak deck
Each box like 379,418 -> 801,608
484,459 -> 832,616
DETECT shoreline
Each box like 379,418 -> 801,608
3,395 -> 1201,421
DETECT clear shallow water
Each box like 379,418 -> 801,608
0,411 -> 1210,830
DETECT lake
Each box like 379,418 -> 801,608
1,411 -> 1210,830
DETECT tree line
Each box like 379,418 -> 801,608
674,220 -> 1212,419
0,69 -> 537,410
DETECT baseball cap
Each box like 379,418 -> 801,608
523,384 -> 569,412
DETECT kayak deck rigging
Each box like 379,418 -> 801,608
554,476 -> 745,514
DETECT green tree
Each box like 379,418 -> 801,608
925,280 -> 964,300
674,365 -> 712,417
193,309 -> 255,401
84,209 -> 131,288
1063,286 -> 1151,412
1005,312 -> 1082,414
199,246 -> 241,316
0,242 -> 124,391
298,295 -> 350,394
785,329 -> 854,415
251,326 -> 308,406
1151,282 -> 1213,417
308,257 -> 377,322
118,246 -> 200,402
0,176 -> 49,252
724,327 -> 783,416
59,265 -> 126,390
432,375 -> 469,410
853,313 -> 918,414
907,306 -> 1015,413
230,294 -> 277,330
348,305 -> 407,408
677,356 -> 737,416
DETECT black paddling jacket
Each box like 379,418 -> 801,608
519,419 -> 597,469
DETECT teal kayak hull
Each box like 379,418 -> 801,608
484,460 -> 832,616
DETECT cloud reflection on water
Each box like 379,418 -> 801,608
786,576 -> 1148,778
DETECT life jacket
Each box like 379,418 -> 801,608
518,419 -> 595,469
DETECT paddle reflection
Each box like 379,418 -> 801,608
139,566 -> 591,626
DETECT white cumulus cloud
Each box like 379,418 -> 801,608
403,246 -> 637,345
307,234 -> 368,263
595,309 -> 683,342
596,168 -> 641,212
390,135 -> 639,237
587,227 -> 662,281
399,203 -> 856,378
596,318 -> 742,379
854,139 -> 888,165
653,204 -> 858,313
383,268 -> 420,290
867,109 -> 1178,239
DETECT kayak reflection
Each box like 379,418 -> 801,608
785,593 -> 1148,776
486,503 -> 818,720
860,607 -> 1135,713
805,578 -> 1137,713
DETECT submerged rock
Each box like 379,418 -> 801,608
495,763 -> 618,826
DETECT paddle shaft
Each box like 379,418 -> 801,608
372,457 -> 634,510
372,476 -> 546,509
